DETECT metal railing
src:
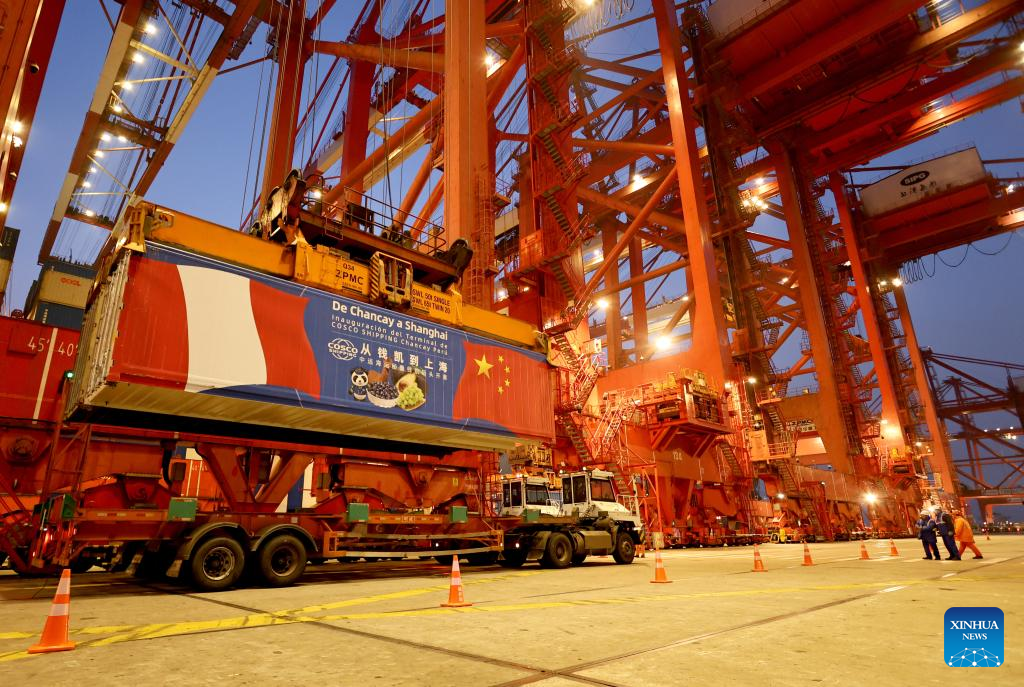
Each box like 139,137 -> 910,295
304,186 -> 449,257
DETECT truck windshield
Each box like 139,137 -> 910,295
562,475 -> 588,504
504,481 -> 523,507
590,478 -> 615,502
572,475 -> 587,503
525,483 -> 549,506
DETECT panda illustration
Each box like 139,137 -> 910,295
348,367 -> 370,402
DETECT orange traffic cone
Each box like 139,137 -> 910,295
752,544 -> 766,572
801,542 -> 814,566
28,569 -> 76,654
986,530 -> 991,541
650,549 -> 672,583
889,539 -> 900,557
859,542 -> 870,560
440,556 -> 472,608
637,540 -> 646,559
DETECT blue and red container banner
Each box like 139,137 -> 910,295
109,244 -> 554,442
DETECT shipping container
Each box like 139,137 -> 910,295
70,243 -> 555,452
859,147 -> 987,216
0,227 -> 18,308
37,269 -> 93,308
33,301 -> 85,330
0,227 -> 17,260
0,316 -> 80,421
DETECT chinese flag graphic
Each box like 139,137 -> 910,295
453,341 -> 554,440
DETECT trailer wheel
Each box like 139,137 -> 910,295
611,532 -> 635,564
541,533 -> 572,569
257,534 -> 306,587
190,536 -> 245,591
571,553 -> 587,566
69,556 -> 97,574
499,548 -> 526,568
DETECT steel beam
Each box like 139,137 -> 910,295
897,289 -> 959,501
574,170 -> 679,308
261,0 -> 307,200
773,146 -> 852,472
806,40 -> 1022,154
37,0 -> 145,261
733,0 -> 922,104
652,0 -> 732,384
600,225 -> 622,369
0,0 -> 66,224
830,174 -> 906,455
629,236 -> 649,355
312,41 -> 442,72
443,0 -> 488,304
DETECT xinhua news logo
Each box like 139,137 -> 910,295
945,607 -> 1004,667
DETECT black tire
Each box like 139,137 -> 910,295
499,548 -> 526,568
612,532 -> 636,564
434,554 -> 454,566
257,534 -> 307,587
190,536 -> 245,591
541,532 -> 573,569
69,556 -> 97,574
571,553 -> 587,566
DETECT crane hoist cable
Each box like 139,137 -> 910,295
240,29 -> 272,230
250,2 -> 281,225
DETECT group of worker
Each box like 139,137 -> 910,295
917,509 -> 983,561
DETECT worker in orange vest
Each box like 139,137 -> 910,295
953,510 -> 983,560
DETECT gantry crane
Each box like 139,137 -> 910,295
3,0 -> 1023,540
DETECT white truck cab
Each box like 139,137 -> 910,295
499,469 -> 644,569
500,476 -> 561,517
559,470 -> 641,526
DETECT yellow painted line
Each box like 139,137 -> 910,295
2,570 -> 1018,663
290,570 -> 540,614
0,570 -> 541,662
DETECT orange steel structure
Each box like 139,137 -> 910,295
3,0 -> 1024,548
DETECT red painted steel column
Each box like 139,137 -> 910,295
773,147 -> 852,473
830,173 -> 906,455
651,0 -> 731,384
601,226 -> 622,369
339,59 -> 375,195
892,286 -> 958,501
444,0 -> 490,306
629,238 -> 649,359
261,0 -> 307,201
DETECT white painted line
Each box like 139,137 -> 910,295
879,585 -> 906,593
